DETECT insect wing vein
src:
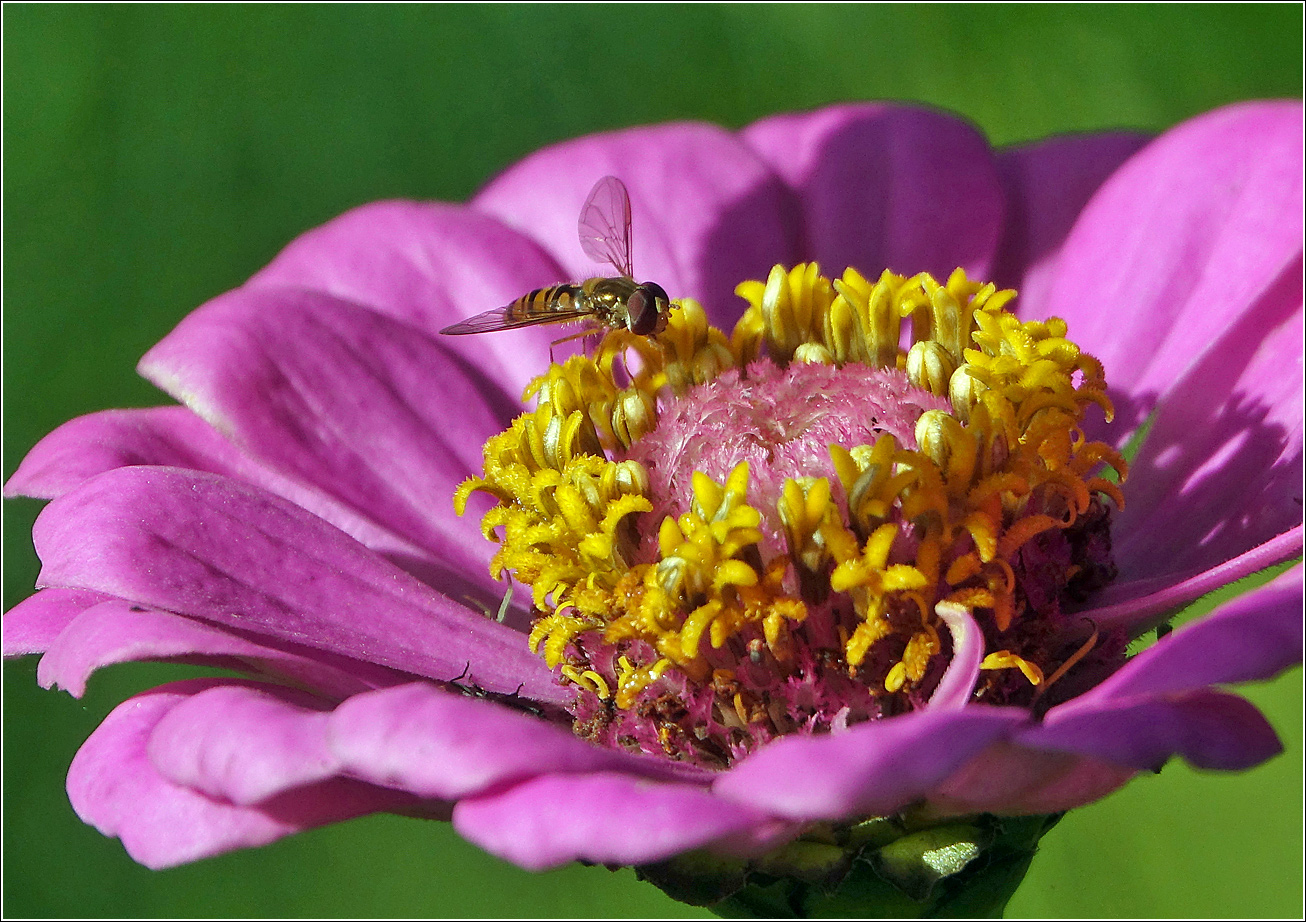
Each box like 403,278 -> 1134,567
578,175 -> 635,278
440,304 -> 595,335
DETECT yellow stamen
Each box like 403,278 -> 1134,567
561,665 -> 612,699
981,651 -> 1045,686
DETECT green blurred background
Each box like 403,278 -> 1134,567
3,4 -> 1301,917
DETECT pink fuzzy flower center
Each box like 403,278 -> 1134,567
624,360 -> 951,560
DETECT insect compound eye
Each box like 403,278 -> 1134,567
627,287 -> 661,335
643,282 -> 670,305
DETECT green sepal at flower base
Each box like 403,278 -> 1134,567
636,811 -> 1064,918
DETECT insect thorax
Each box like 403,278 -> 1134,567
580,276 -> 640,302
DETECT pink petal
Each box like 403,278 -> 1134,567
328,683 -> 709,801
742,104 -> 1004,280
473,122 -> 797,325
927,740 -> 1137,817
1019,687 -> 1282,773
453,771 -> 793,871
147,683 -> 341,805
948,572 -> 1300,812
991,131 -> 1151,311
1110,274 -> 1303,581
2,587 -> 110,656
933,650 -> 1289,814
36,597 -> 404,699
5,406 -> 244,501
4,406 -> 499,606
247,201 -> 566,398
67,679 -> 416,870
1042,100 -> 1303,411
1065,566 -> 1302,708
33,466 -> 567,705
1088,526 -> 1303,631
712,707 -> 1027,821
138,285 -> 516,579
960,569 -> 1302,811
927,602 -> 984,709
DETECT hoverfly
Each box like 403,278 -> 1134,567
440,176 -> 673,338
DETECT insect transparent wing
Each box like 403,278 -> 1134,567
577,175 -> 635,278
440,304 -> 594,335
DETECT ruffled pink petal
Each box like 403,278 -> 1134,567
3,406 -> 500,606
1019,687 -> 1282,773
247,201 -> 565,398
711,707 -> 1027,822
2,587 -> 110,656
68,679 -> 417,870
453,771 -> 794,872
742,104 -> 1004,281
35,597 -> 404,699
147,683 -> 340,805
138,285 -> 517,579
990,131 -> 1151,311
33,466 -> 567,705
327,682 -> 709,800
1064,566 -> 1302,708
473,122 -> 797,325
1042,101 -> 1303,402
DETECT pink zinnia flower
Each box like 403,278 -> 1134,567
5,101 -> 1301,913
